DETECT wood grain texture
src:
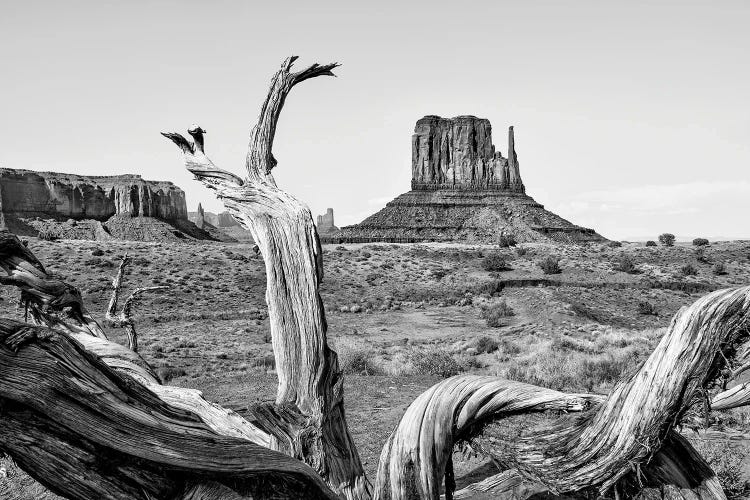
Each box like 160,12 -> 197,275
0,319 -> 336,500
163,56 -> 368,500
375,287 -> 750,499
1,56 -> 748,500
104,254 -> 167,352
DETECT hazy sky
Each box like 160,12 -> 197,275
1,1 -> 748,240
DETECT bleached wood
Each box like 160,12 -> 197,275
105,254 -> 167,352
375,287 -> 750,499
0,319 -> 336,500
163,56 -> 367,500
0,56 -> 748,500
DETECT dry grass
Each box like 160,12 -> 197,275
1,238 -> 750,495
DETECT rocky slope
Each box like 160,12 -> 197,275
337,116 -> 605,244
0,168 -> 211,241
188,204 -> 250,242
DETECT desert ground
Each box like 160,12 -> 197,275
1,237 -> 749,498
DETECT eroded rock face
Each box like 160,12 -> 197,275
212,212 -> 240,228
0,168 -> 188,222
411,115 -> 524,192
316,208 -> 339,234
336,115 -> 605,244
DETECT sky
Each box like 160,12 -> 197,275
1,1 -> 748,240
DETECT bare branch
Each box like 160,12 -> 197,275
162,57 -> 367,500
376,287 -> 750,499
161,131 -> 244,187
0,319 -> 338,500
246,56 -> 340,181
104,255 -> 167,352
0,232 -> 106,338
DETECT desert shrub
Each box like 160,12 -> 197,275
538,255 -> 562,274
719,408 -> 750,430
692,237 -> 709,246
482,252 -> 511,272
481,299 -> 515,327
645,240 -> 657,247
608,241 -> 622,248
658,233 -> 675,246
474,336 -> 499,354
505,350 -> 639,392
409,349 -> 463,378
693,441 -> 749,499
713,261 -> 728,275
500,339 -> 522,355
551,336 -> 598,354
338,346 -> 380,375
497,234 -> 517,247
578,354 -> 633,390
567,299 -> 608,324
430,268 -> 449,280
474,279 -> 505,296
680,263 -> 698,276
612,254 -> 638,274
91,248 -> 105,256
515,246 -> 528,257
637,301 -> 658,316
157,366 -> 187,382
695,247 -> 709,264
37,230 -> 58,241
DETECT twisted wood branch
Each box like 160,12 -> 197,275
104,254 -> 167,352
2,56 -> 748,500
0,319 -> 336,500
375,287 -> 750,499
163,56 -> 367,500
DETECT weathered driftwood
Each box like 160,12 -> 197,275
163,56 -> 368,500
0,232 -> 338,497
0,319 -> 336,500
375,286 -> 750,499
1,56 -> 750,500
104,254 -> 167,352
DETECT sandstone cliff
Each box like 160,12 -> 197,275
0,168 -> 187,221
187,204 -> 244,242
0,168 -> 217,241
316,208 -> 339,234
189,208 -> 241,229
411,116 -> 524,192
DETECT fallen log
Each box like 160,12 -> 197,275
375,286 -> 750,499
0,55 -> 749,500
0,319 -> 336,500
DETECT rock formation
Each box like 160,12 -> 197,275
411,116 -> 524,192
190,208 -> 241,229
0,168 -> 212,241
316,208 -> 339,234
0,169 -> 187,221
188,206 -> 253,243
193,203 -> 206,229
336,116 -> 605,244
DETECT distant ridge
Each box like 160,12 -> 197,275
0,167 -> 212,241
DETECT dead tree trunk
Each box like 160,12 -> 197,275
0,232 -> 337,499
1,56 -> 749,500
375,286 -> 750,499
163,56 -> 368,500
104,254 -> 167,352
